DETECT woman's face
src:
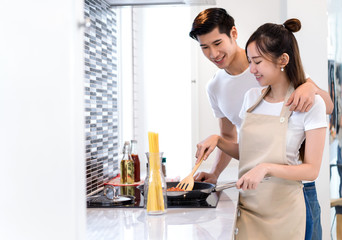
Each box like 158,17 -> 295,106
246,41 -> 282,87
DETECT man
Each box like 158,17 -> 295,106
189,8 -> 333,240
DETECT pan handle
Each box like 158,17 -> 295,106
214,181 -> 237,192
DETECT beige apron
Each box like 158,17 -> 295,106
235,86 -> 306,240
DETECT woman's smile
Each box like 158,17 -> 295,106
255,74 -> 262,81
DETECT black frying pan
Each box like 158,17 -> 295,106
137,181 -> 236,202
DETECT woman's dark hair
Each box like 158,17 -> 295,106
189,8 -> 235,40
245,18 -> 306,89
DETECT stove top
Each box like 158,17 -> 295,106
87,185 -> 222,208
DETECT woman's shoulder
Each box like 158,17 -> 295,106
292,95 -> 326,117
310,95 -> 326,113
245,87 -> 265,100
314,94 -> 325,105
307,95 -> 326,113
292,95 -> 326,123
241,87 -> 266,111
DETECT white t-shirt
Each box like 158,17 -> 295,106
239,87 -> 327,165
206,67 -> 259,132
207,68 -> 310,132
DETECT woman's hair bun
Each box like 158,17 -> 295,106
283,18 -> 301,33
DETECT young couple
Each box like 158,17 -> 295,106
190,8 -> 333,240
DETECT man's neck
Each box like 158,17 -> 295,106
224,47 -> 249,75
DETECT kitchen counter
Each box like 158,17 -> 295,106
86,187 -> 239,240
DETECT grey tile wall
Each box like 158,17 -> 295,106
84,0 -> 119,195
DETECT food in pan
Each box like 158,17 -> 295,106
167,187 -> 185,192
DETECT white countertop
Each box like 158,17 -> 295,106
87,187 -> 239,240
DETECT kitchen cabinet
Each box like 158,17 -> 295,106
87,187 -> 238,239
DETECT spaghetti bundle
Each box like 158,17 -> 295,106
146,132 -> 166,214
148,131 -> 159,153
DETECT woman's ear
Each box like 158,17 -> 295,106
279,53 -> 290,67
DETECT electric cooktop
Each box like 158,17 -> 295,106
87,185 -> 222,208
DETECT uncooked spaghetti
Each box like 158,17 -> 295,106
146,132 -> 165,213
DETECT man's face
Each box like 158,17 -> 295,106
197,27 -> 238,71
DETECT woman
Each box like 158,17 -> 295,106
196,18 -> 327,239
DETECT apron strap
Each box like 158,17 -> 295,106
246,85 -> 294,119
247,86 -> 271,113
280,85 -> 294,119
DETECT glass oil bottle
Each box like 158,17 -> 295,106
120,141 -> 134,184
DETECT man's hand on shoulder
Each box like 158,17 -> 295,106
286,81 -> 316,112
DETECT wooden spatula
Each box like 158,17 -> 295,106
176,150 -> 207,191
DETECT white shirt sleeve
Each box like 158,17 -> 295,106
239,89 -> 254,120
206,77 -> 226,118
239,88 -> 264,120
206,87 -> 225,118
304,95 -> 327,131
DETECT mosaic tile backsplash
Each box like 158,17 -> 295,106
84,0 -> 119,195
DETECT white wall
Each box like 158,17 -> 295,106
192,0 -> 330,239
119,8 -> 134,143
0,1 -> 86,239
132,6 -> 193,180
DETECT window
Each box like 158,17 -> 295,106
119,6 -> 194,179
